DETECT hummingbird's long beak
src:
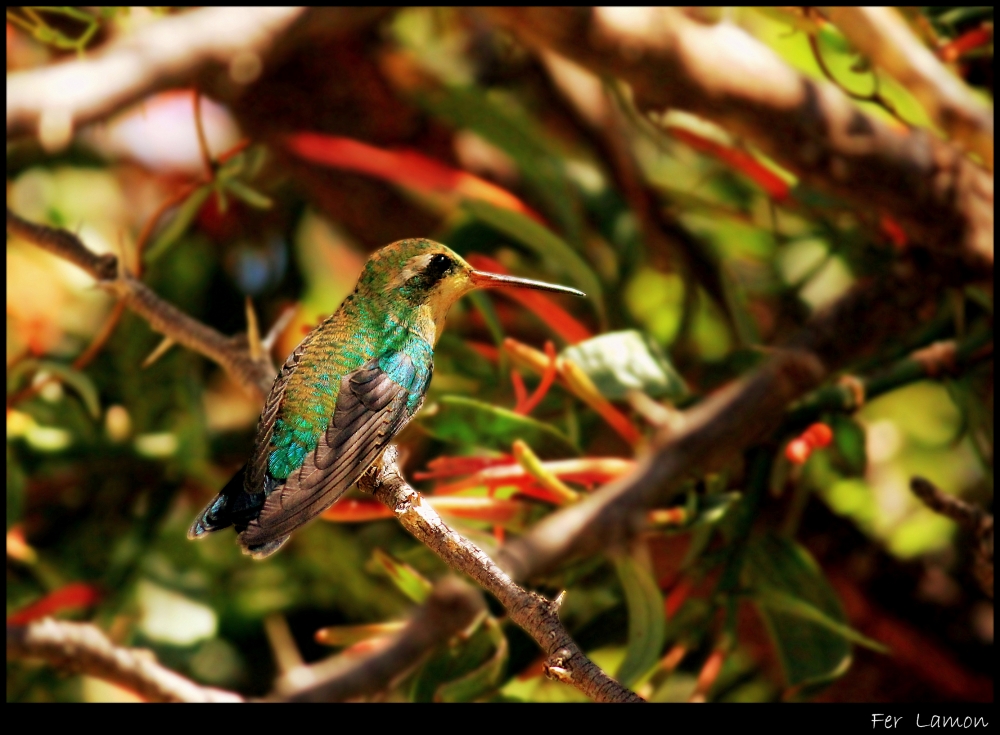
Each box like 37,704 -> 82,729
469,270 -> 585,297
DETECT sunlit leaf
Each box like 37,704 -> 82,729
613,552 -> 666,688
370,548 -> 433,604
745,534 -> 854,687
561,330 -> 687,401
314,621 -> 406,647
419,395 -> 579,458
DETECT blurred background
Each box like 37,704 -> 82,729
6,7 -> 993,702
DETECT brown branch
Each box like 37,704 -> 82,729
821,7 -> 994,170
7,618 -> 243,702
911,477 -> 993,599
7,207 -> 274,399
358,447 -> 644,703
277,576 -> 486,702
6,7 -> 306,143
482,8 -> 993,271
498,259 -> 954,581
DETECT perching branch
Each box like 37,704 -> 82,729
482,8 -> 993,271
7,618 -> 243,703
7,207 -> 274,400
277,576 -> 486,702
358,447 -> 644,703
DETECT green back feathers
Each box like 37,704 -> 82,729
264,242 -> 448,480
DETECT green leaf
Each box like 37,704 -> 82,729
224,179 -> 273,210
370,548 -> 433,604
754,588 -> 888,653
435,617 -> 508,702
745,534 -> 856,687
7,359 -> 101,419
417,85 -> 583,244
411,615 -> 507,702
145,186 -> 211,263
419,395 -> 579,458
613,552 -> 666,688
830,415 -> 867,476
561,330 -> 687,401
463,199 -> 605,322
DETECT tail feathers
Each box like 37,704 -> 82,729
244,535 -> 290,559
188,491 -> 232,539
188,465 -> 258,540
188,466 -> 286,559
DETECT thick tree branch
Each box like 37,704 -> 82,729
277,576 -> 485,702
358,447 -> 644,703
483,8 -> 993,271
498,260 -> 954,581
7,207 -> 274,399
7,618 -> 243,702
6,7 -> 305,144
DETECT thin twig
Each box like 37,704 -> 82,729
806,29 -> 909,127
821,7 -> 994,170
359,447 -> 644,703
911,477 -> 993,599
7,619 -> 243,702
7,207 -> 274,399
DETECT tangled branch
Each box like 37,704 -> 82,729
483,8 -> 993,271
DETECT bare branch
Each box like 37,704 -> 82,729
277,576 -> 485,702
482,8 -> 993,270
6,7 -> 305,144
822,7 -> 994,170
7,618 -> 243,702
911,477 -> 993,599
359,447 -> 644,703
7,207 -> 274,399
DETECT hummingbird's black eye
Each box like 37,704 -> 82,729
425,253 -> 453,282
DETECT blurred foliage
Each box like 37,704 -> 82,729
6,7 -> 993,702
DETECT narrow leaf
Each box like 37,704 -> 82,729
370,548 -> 433,604
419,395 -> 579,459
613,552 -> 666,688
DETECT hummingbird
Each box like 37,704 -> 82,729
188,238 -> 585,559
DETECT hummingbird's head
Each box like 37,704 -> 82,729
361,239 -> 584,332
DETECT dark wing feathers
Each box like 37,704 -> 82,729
236,355 -> 426,554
